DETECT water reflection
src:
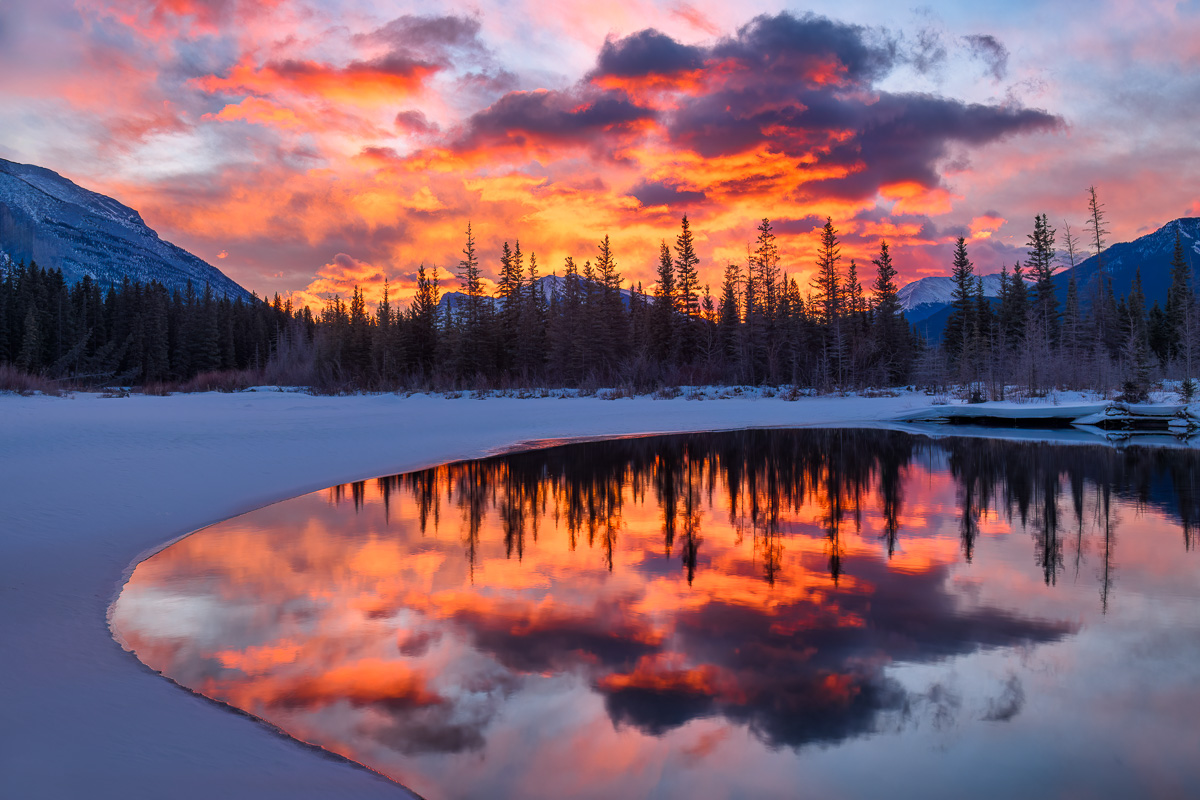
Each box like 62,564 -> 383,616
111,430 -> 1200,799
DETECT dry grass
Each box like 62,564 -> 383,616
177,369 -> 259,393
0,364 -> 64,396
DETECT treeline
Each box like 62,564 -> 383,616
2,190 -> 1197,397
935,190 -> 1199,401
0,264 -> 302,385
347,429 -> 1198,595
311,218 -> 920,391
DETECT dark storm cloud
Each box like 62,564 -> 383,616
580,13 -> 1064,203
964,34 -> 1010,81
453,89 -> 656,152
711,12 -> 899,84
630,179 -> 706,207
451,600 -> 659,673
445,550 -> 1075,751
796,94 -> 1061,201
394,109 -> 439,135
770,216 -> 825,235
608,557 -> 1074,748
266,54 -> 436,81
592,28 -> 707,79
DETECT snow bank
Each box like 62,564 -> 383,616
896,399 -> 1199,430
0,389 -> 940,799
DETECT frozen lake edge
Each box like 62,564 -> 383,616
0,389 -> 1190,799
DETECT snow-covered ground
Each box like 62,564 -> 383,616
2,389 -> 948,799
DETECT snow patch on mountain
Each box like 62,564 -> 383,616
0,157 -> 250,300
898,273 -> 1003,311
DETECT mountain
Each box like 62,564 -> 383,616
0,157 -> 250,300
902,217 -> 1200,340
1049,216 -> 1199,306
437,274 -> 641,314
899,273 -> 1003,323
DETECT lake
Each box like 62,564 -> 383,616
110,429 -> 1200,799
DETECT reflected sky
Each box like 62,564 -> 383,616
111,430 -> 1200,799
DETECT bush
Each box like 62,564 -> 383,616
178,369 -> 257,393
0,364 -> 64,396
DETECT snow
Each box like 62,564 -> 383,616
0,156 -> 248,300
1,389 -> 945,799
896,272 -> 1003,311
896,399 -> 1199,428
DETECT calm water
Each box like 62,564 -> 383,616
110,430 -> 1200,800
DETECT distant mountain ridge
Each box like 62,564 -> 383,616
902,217 -> 1200,339
0,157 -> 250,300
899,273 -> 1004,323
437,273 -> 640,314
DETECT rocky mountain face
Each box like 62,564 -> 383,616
0,158 -> 250,300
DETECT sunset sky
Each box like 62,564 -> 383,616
3,0 -> 1198,308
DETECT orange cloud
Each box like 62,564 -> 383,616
193,55 -> 438,105
881,182 -> 959,216
969,214 -> 1007,239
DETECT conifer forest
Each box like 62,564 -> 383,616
3,205 -> 1197,399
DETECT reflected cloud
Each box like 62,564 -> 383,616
110,430 -> 1200,798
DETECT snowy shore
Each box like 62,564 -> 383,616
2,389 -> 945,799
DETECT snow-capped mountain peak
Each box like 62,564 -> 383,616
0,157 -> 249,299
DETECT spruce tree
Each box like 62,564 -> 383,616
674,216 -> 700,318
753,219 -> 780,317
870,240 -> 907,384
674,217 -> 700,361
811,217 -> 841,326
943,237 -> 975,365
718,262 -> 741,367
1026,213 -> 1059,343
649,241 -> 677,364
1165,227 -> 1192,362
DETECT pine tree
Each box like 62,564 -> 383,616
1026,213 -> 1059,343
752,219 -> 780,317
870,240 -> 908,385
718,262 -> 741,368
1000,262 -> 1028,350
16,307 -> 41,373
811,217 -> 841,327
409,265 -> 440,377
1165,227 -> 1192,362
943,237 -> 975,365
673,216 -> 701,364
674,216 -> 700,318
649,240 -> 677,364
456,223 -> 485,379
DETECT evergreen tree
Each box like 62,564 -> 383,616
811,217 -> 841,326
718,262 -> 741,369
1000,262 -> 1028,349
674,216 -> 700,363
870,240 -> 909,384
1165,227 -> 1193,362
649,241 -> 677,364
943,237 -> 975,365
1026,213 -> 1059,343
752,219 -> 780,317
674,216 -> 700,318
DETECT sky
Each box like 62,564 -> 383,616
2,0 -> 1199,308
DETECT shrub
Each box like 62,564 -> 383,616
0,364 -> 63,396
